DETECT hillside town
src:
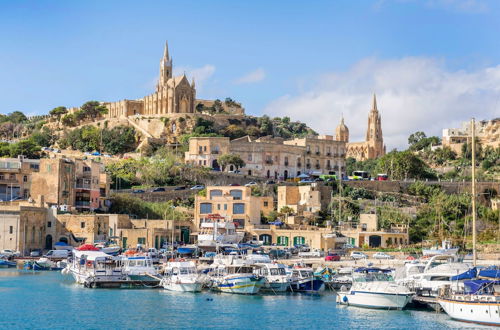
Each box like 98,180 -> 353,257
1,39 -> 499,328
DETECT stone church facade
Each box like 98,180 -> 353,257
337,95 -> 386,161
104,42 -> 197,118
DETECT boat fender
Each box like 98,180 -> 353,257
86,260 -> 93,267
342,296 -> 348,303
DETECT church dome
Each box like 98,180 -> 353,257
335,117 -> 349,142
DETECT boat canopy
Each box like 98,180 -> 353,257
478,266 -> 500,279
77,244 -> 100,251
354,267 -> 392,273
464,280 -> 500,294
450,267 -> 477,281
74,250 -> 112,260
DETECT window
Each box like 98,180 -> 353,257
83,166 -> 91,172
224,204 -> 227,210
200,203 -> 212,214
203,146 -> 207,152
199,146 -> 203,153
263,201 -> 268,207
248,154 -> 252,161
233,203 -> 245,214
209,189 -> 222,199
9,226 -> 13,234
138,237 -> 146,245
9,174 -> 15,180
229,189 -> 242,200
47,221 -> 52,228
203,160 -> 206,166
217,204 -> 221,210
81,222 -> 85,228
23,175 -> 28,182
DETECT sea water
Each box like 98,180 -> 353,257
0,269 -> 487,329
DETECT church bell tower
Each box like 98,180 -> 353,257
157,41 -> 172,92
365,94 -> 385,157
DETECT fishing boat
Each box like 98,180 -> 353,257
288,265 -> 325,292
24,257 -> 62,271
160,260 -> 203,292
209,254 -> 265,294
337,267 -> 414,310
0,256 -> 16,268
196,214 -> 244,251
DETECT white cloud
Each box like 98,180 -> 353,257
174,64 -> 216,88
263,57 -> 500,150
234,68 -> 266,84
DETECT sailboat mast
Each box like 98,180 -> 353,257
471,118 -> 477,267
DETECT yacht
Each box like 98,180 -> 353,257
254,262 -> 291,292
337,267 -> 414,310
197,215 -> 244,251
396,255 -> 472,297
161,261 -> 203,292
438,280 -> 500,327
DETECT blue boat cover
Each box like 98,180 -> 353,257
55,242 -> 69,246
354,267 -> 391,273
479,267 -> 500,279
464,280 -> 500,294
450,267 -> 477,281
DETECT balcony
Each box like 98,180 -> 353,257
297,163 -> 302,168
315,151 -> 320,156
326,166 -> 332,170
198,150 -> 204,155
75,184 -> 91,189
211,150 -> 219,154
306,164 -> 311,169
265,160 -> 273,165
306,151 -> 311,155
0,178 -> 18,184
75,201 -> 90,207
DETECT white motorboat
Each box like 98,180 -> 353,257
161,261 -> 203,292
288,266 -> 325,292
396,255 -> 472,297
254,262 -> 291,292
337,268 -> 414,310
66,250 -> 125,288
120,256 -> 160,286
438,280 -> 500,327
197,215 -> 244,251
422,240 -> 459,256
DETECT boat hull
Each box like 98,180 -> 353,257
216,276 -> 264,294
262,281 -> 290,292
438,298 -> 500,326
163,282 -> 203,292
0,260 -> 17,268
290,279 -> 325,292
338,291 -> 413,309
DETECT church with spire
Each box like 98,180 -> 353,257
105,41 -> 197,118
336,94 -> 386,161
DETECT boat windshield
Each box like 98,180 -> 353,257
270,268 -> 286,276
300,270 -> 313,278
354,273 -> 393,282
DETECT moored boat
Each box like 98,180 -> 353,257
161,260 -> 202,292
289,266 -> 325,292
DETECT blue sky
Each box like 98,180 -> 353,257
1,0 -> 500,148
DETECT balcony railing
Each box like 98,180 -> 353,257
211,150 -> 219,154
75,201 -> 90,207
306,151 -> 311,155
0,178 -> 18,184
75,184 -> 91,189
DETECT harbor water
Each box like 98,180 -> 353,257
0,269 -> 488,329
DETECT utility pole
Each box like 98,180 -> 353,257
471,118 -> 477,267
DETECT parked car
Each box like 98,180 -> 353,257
265,180 -> 276,185
350,251 -> 368,260
299,179 -> 314,184
298,249 -> 324,258
228,170 -> 241,174
30,249 -> 42,257
244,182 -> 258,187
132,189 -> 145,194
174,186 -> 186,190
314,178 -> 324,182
190,185 -> 205,190
373,252 -> 395,259
152,187 -> 166,192
325,253 -> 341,261
1,249 -> 20,258
229,183 -> 240,186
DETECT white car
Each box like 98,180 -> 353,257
1,249 -> 20,257
244,182 -> 258,187
350,251 -> 368,260
190,185 -> 205,190
373,252 -> 395,259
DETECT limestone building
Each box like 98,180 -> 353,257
185,134 -> 346,180
340,95 -> 386,161
104,42 -> 197,118
442,118 -> 499,155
